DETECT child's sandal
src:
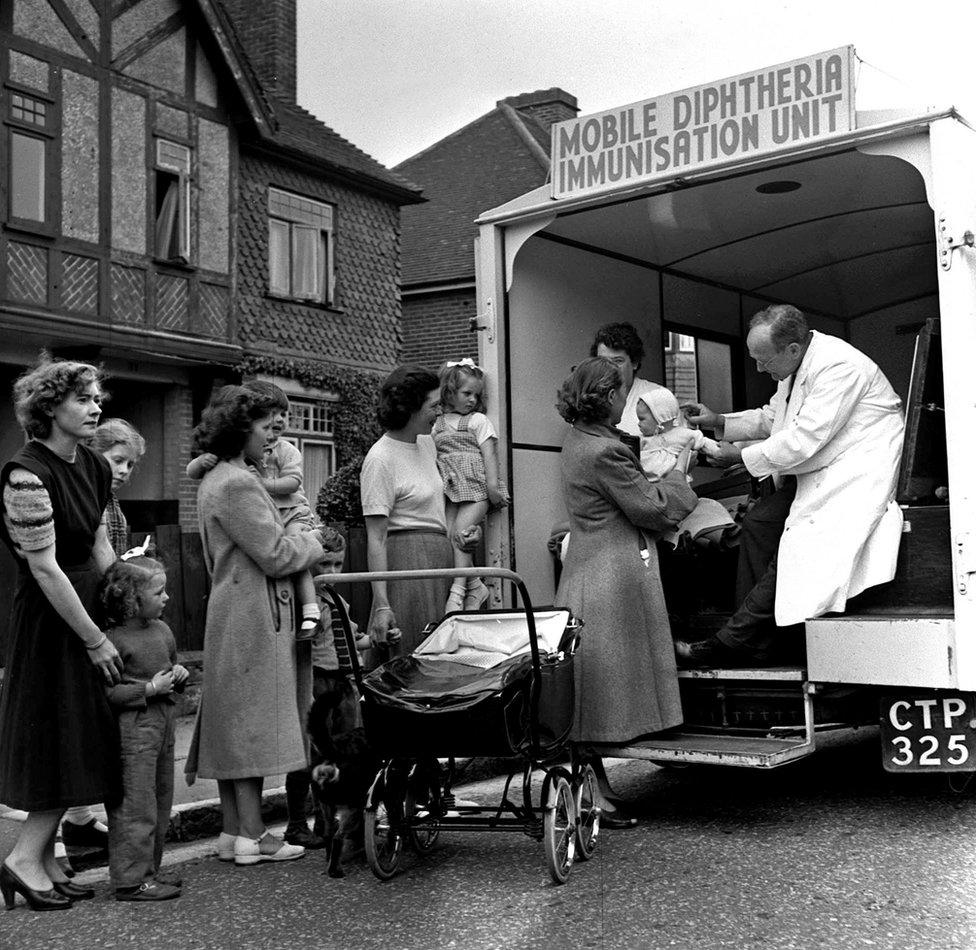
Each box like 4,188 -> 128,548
445,583 -> 466,614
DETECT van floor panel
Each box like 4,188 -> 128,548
825,607 -> 953,619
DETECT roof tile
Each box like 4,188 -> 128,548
396,106 -> 556,285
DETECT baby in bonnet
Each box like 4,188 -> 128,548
635,388 -> 737,548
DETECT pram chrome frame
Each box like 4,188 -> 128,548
318,567 -> 597,884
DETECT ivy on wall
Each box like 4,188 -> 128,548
237,355 -> 382,526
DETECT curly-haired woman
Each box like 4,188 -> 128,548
0,356 -> 123,911
555,357 -> 696,819
184,386 -> 324,866
359,364 -> 456,657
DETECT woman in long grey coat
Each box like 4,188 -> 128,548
556,359 -> 696,810
187,386 -> 323,866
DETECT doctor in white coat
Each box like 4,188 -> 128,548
676,304 -> 904,666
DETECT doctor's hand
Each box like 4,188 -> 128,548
682,403 -> 722,431
708,441 -> 743,468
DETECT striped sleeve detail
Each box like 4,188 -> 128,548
3,468 -> 55,552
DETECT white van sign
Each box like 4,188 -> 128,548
550,46 -> 855,200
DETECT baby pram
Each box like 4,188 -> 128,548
322,567 -> 597,884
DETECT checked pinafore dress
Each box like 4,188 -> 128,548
432,413 -> 487,504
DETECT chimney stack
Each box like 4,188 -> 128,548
221,0 -> 297,102
499,88 -> 579,130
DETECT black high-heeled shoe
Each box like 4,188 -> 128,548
53,880 -> 94,900
0,863 -> 73,911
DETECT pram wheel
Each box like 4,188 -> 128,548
406,762 -> 440,854
543,774 -> 576,884
364,771 -> 405,881
365,801 -> 403,881
406,790 -> 440,854
573,762 -> 600,860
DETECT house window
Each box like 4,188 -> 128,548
268,187 -> 334,305
9,130 -> 45,221
155,139 -> 191,262
11,93 -> 46,126
663,326 -> 734,410
6,88 -> 55,226
283,396 -> 336,507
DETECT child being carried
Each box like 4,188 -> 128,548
635,388 -> 737,548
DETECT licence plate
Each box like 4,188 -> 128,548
881,693 -> 976,773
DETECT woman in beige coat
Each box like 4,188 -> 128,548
187,386 -> 324,866
556,358 -> 696,818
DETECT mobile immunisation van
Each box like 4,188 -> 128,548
473,47 -> 976,773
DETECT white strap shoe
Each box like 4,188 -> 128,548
217,832 -> 236,862
234,830 -> 305,865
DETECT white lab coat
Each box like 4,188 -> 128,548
724,331 -> 905,625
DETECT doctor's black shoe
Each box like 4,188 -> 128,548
284,823 -> 328,850
674,636 -> 754,669
115,881 -> 181,902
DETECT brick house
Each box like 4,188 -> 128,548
0,0 -> 421,650
396,89 -> 577,369
220,0 -> 421,522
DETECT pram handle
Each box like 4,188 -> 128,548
316,568 -> 548,757
315,567 -> 525,586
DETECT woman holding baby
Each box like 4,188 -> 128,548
555,357 -> 696,820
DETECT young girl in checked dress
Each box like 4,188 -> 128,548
432,359 -> 509,613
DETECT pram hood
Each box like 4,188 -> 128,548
413,610 -> 571,669
362,609 -> 575,714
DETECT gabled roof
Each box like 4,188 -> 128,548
196,0 -> 276,135
396,94 -> 573,286
263,101 -> 424,204
202,0 -> 422,204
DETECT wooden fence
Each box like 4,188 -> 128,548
154,525 -> 209,652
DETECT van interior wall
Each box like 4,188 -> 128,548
507,237 -> 661,602
505,232 -> 937,604
848,298 -> 936,404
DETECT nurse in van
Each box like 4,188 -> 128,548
590,322 -> 662,437
678,304 -> 904,667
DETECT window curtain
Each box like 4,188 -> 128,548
269,219 -> 290,295
155,177 -> 180,258
301,441 -> 334,505
292,225 -> 320,300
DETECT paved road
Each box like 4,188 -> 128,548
3,731 -> 976,950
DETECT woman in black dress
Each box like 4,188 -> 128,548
0,358 -> 123,912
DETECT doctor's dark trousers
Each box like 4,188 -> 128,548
107,702 -> 176,888
716,476 -> 804,658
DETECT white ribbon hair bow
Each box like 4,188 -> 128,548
121,535 -> 152,561
446,357 -> 478,369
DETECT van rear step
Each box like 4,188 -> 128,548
677,666 -> 805,681
600,664 -> 818,767
601,729 -> 815,768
